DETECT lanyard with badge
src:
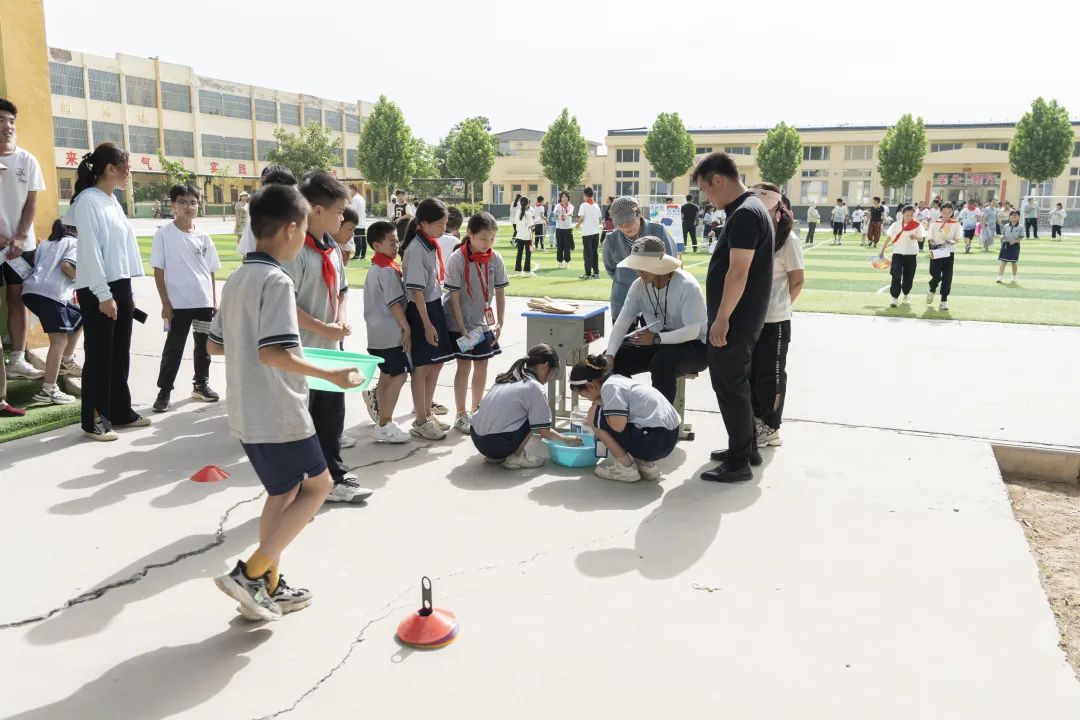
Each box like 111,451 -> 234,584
473,262 -> 496,326
646,282 -> 670,330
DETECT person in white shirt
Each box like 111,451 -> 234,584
1049,202 -> 1066,241
748,185 -> 804,449
830,199 -> 847,245
151,184 -> 222,412
851,206 -> 865,245
237,165 -> 297,257
69,142 -> 147,441
925,202 -> 963,311
0,98 -> 47,383
879,204 -> 927,307
805,201 -> 820,245
348,184 -> 367,259
553,191 -> 575,269
532,196 -> 547,251
511,196 -> 535,276
958,200 -> 981,254
574,187 -> 603,279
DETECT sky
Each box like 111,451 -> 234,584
42,0 -> 1080,147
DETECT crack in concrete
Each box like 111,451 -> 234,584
0,492 -> 266,631
347,443 -> 431,473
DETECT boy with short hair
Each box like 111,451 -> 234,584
286,171 -> 372,504
152,184 -> 222,412
391,189 -> 409,221
830,198 -> 847,245
208,183 -> 362,620
362,221 -> 412,443
439,206 -> 464,258
576,187 -> 603,279
333,206 -> 359,265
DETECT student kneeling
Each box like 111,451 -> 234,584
570,355 -> 681,483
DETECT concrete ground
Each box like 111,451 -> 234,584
1,280 -> 1078,719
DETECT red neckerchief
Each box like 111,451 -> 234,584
420,232 -> 446,283
304,233 -> 337,310
892,219 -> 920,242
463,239 -> 493,302
371,251 -> 402,277
585,198 -> 595,205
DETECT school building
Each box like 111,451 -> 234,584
45,47 -> 376,216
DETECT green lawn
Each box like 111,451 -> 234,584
158,225 -> 1080,328
0,352 -> 80,444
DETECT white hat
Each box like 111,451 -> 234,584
617,236 -> 682,274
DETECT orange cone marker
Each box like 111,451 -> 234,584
395,577 -> 459,649
191,465 -> 230,483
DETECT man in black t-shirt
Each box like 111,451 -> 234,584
692,153 -> 775,483
867,196 -> 885,247
680,194 -> 700,252
391,189 -> 409,220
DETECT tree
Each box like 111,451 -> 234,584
539,108 -> 589,190
265,123 -> 342,180
1009,97 -> 1074,194
447,118 -> 496,202
157,149 -> 194,186
755,122 -> 802,188
435,116 -> 500,178
357,95 -> 417,199
877,114 -> 927,200
643,112 -> 696,184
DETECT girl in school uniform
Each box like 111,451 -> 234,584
401,198 -> 456,440
879,205 -> 926,307
569,354 -> 682,483
444,212 -> 510,434
512,196 -> 536,277
998,210 -> 1023,283
470,344 -> 582,469
21,219 -> 83,405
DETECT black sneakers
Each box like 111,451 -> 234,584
153,390 -> 170,413
214,560 -> 281,622
710,447 -> 762,466
192,384 -> 220,402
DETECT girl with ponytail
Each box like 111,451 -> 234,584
470,343 -> 582,469
569,353 -> 681,483
443,212 -> 509,434
70,142 -> 147,441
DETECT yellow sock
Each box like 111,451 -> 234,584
267,566 -> 281,594
245,550 -> 273,580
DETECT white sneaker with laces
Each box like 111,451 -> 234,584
59,358 -> 82,378
939,302 -> 949,311
325,477 -> 373,503
373,421 -> 411,444
594,458 -> 641,483
410,419 -> 447,440
361,389 -> 379,424
502,449 -> 545,470
6,357 -> 44,379
996,275 -> 1003,283
429,414 -> 451,432
453,413 -> 471,434
33,385 -> 76,405
756,425 -> 782,447
339,434 -> 358,449
635,460 -> 662,481
901,294 -> 909,304
889,298 -> 898,308
925,290 -> 935,305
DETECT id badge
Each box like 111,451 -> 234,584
483,307 -> 495,326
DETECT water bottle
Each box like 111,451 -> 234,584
569,406 -> 586,434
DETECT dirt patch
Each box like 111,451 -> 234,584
1006,478 -> 1080,678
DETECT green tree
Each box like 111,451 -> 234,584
643,112 -> 696,184
265,123 -> 342,180
877,114 -> 927,200
755,122 -> 802,187
357,95 -> 417,200
1009,97 -> 1074,193
539,108 -> 589,189
157,149 -> 194,186
447,118 -> 496,203
435,116 -> 501,177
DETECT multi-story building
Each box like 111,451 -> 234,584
484,129 -> 605,213
46,47 -> 376,215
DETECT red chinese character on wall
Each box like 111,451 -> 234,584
209,161 -> 219,174
65,151 -> 78,166
141,156 -> 152,170
238,163 -> 248,175
951,174 -> 963,186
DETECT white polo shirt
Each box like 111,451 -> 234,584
0,147 -> 46,250
577,200 -> 602,235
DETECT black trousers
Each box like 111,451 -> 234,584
532,224 -> 545,250
750,320 -> 790,430
1024,217 -> 1038,238
309,389 -> 348,482
805,223 -> 816,244
707,326 -> 760,466
832,221 -> 844,238
555,228 -> 574,263
353,226 -> 367,259
1052,224 -> 1062,239
514,240 -> 532,272
77,280 -> 138,432
928,254 -> 955,301
612,340 -> 708,403
890,254 -> 917,298
157,307 -> 213,392
582,234 -> 600,276
682,223 -> 698,251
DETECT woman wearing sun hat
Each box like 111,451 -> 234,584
601,236 -> 708,404
601,196 -> 678,318
233,191 -> 250,243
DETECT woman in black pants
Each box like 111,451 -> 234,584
70,143 -> 148,440
512,196 -> 535,276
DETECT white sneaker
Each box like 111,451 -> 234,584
361,389 -> 379,424
939,302 -> 949,311
526,271 -> 538,277
325,476 -> 373,503
6,357 -> 44,379
59,358 -> 82,378
925,290 -> 935,305
889,298 -> 898,308
502,449 -> 545,470
373,421 -> 411,444
996,275 -> 1003,283
532,263 -> 542,272
453,413 -> 471,434
339,434 -> 357,449
594,458 -> 641,483
410,419 -> 447,440
901,294 -> 909,304
635,460 -> 662,481
429,414 -> 451,432
756,425 -> 782,447
33,385 -> 76,405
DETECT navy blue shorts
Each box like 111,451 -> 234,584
470,420 -> 531,460
597,409 -> 678,462
22,293 -> 82,333
368,346 -> 410,377
447,330 -> 502,361
963,227 -> 976,240
241,434 -> 328,496
406,300 -> 455,367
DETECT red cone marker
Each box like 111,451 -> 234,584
191,465 -> 230,483
396,577 -> 459,649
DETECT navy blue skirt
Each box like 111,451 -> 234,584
998,242 -> 1021,262
597,408 -> 678,462
406,300 -> 455,367
23,293 -> 83,333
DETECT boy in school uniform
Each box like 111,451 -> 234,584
284,171 -> 372,504
363,221 -> 413,444
208,183 -> 362,620
152,184 -> 222,412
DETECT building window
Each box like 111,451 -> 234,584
883,183 -> 914,204
164,129 -> 194,157
527,184 -> 538,193
802,145 -> 830,161
842,180 -> 871,205
346,148 -> 358,169
800,180 -> 829,205
1071,167 -> 1080,176
92,121 -> 125,148
125,76 -> 156,108
257,140 -> 278,161
58,176 -> 74,200
616,148 -> 640,163
52,117 -> 88,149
976,142 -> 1008,151
254,99 -> 277,123
1019,179 -> 1054,198
345,113 -> 361,134
49,62 -> 84,98
616,180 -> 640,196
280,103 -> 300,126
650,180 -> 672,197
201,135 -> 253,160
930,143 -> 963,152
325,111 -> 342,132
199,90 -> 251,119
128,125 -> 159,155
87,69 -> 121,103
842,169 -> 872,178
160,82 -> 191,112
511,184 -> 522,194
593,185 -> 603,201
843,145 -> 874,161
304,106 -> 322,127
724,146 -> 752,156
491,184 -> 504,204
695,146 -> 713,155
1068,181 -> 1080,208
801,169 -> 825,178
616,170 -> 640,178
